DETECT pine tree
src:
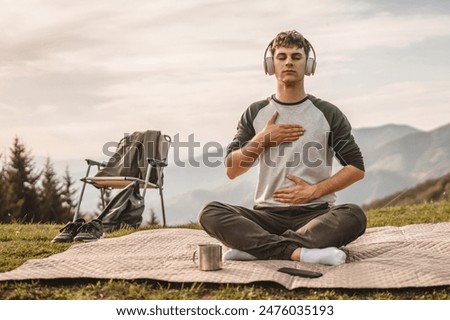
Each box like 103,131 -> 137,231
5,137 -> 41,222
0,155 -> 9,223
61,166 -> 78,220
1,154 -> 19,223
39,157 -> 69,223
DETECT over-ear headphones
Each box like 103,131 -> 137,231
263,37 -> 317,76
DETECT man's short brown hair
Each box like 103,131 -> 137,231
271,30 -> 310,56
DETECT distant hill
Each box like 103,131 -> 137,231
336,123 -> 450,205
363,172 -> 450,210
362,123 -> 450,180
352,124 -> 420,150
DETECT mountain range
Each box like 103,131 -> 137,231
363,172 -> 450,210
340,123 -> 450,205
53,122 -> 450,226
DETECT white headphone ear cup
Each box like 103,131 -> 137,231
264,56 -> 275,75
305,56 -> 316,76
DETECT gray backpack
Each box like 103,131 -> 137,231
97,181 -> 145,232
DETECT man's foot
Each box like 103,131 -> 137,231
73,219 -> 104,242
51,218 -> 85,243
300,247 -> 346,266
223,249 -> 257,261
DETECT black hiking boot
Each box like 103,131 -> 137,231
51,218 -> 85,243
73,219 -> 104,242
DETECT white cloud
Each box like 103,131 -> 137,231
336,80 -> 450,130
0,0 -> 449,161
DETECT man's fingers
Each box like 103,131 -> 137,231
286,175 -> 305,184
279,125 -> 305,135
273,186 -> 294,196
278,129 -> 304,143
267,111 -> 279,125
273,197 -> 289,203
278,124 -> 303,129
273,191 -> 295,203
263,115 -> 305,145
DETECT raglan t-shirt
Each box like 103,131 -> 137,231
226,94 -> 364,208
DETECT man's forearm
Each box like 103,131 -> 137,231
312,165 -> 365,199
225,134 -> 266,179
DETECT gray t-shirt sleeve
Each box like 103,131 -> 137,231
311,96 -> 365,171
329,111 -> 365,171
225,99 -> 269,158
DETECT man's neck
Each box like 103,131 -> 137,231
275,82 -> 307,103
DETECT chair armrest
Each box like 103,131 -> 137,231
85,159 -> 106,167
148,158 -> 168,167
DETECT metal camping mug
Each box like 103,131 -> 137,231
192,244 -> 222,271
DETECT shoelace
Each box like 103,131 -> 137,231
78,222 -> 101,234
59,222 -> 81,233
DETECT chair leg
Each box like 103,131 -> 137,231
159,187 -> 167,227
74,180 -> 87,221
73,163 -> 94,221
100,188 -> 106,209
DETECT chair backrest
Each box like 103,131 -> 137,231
95,130 -> 171,184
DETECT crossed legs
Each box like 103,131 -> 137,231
198,201 -> 366,265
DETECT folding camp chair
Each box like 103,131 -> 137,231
73,130 -> 171,226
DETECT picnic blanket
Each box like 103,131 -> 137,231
1,222 -> 450,289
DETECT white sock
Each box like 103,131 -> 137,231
300,247 -> 346,266
223,249 -> 257,261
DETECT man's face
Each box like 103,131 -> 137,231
273,46 -> 307,84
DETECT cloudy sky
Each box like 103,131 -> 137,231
1,0 -> 450,162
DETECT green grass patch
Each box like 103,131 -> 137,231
1,201 -> 449,300
367,201 -> 450,227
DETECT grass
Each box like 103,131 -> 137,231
1,201 -> 450,300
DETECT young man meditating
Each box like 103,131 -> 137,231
198,30 -> 366,266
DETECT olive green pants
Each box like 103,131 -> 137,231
198,201 -> 367,260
